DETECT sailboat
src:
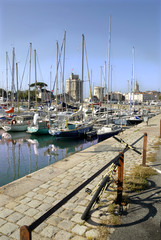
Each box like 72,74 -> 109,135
96,16 -> 122,141
126,47 -> 143,126
27,112 -> 52,135
2,61 -> 34,132
49,34 -> 94,139
49,119 -> 93,139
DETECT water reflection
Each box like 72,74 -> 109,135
0,130 -> 98,187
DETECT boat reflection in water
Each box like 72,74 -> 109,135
0,130 -> 98,187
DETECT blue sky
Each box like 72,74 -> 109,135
0,0 -> 161,98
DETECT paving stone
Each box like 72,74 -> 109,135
34,222 -> 47,233
54,230 -> 72,240
73,205 -> 86,213
10,229 -> 19,240
40,183 -> 50,189
46,190 -> 56,197
59,209 -> 75,220
32,232 -> 51,240
37,203 -> 51,212
32,187 -> 40,192
34,194 -> 46,200
85,229 -> 99,239
20,197 -> 32,204
72,224 -> 87,235
0,236 -> 11,240
6,212 -> 24,223
54,193 -> 66,200
40,225 -> 59,238
37,188 -> 48,195
71,213 -> 84,224
0,218 -> 6,227
15,204 -> 30,213
27,199 -> 41,208
43,196 -> 55,203
46,215 -> 63,226
33,211 -> 44,220
26,191 -> 37,198
25,208 -> 40,217
5,201 -> 18,210
57,219 -> 75,231
0,222 -> 18,235
63,202 -> 77,210
0,209 -> 13,218
17,216 -> 34,226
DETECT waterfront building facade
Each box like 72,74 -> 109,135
125,91 -> 160,103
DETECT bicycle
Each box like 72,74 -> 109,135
81,136 -> 142,221
81,160 -> 120,220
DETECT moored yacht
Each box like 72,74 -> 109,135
2,114 -> 33,132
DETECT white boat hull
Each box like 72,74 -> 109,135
2,123 -> 28,132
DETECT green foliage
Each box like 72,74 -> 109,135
18,90 -> 36,101
30,82 -> 47,88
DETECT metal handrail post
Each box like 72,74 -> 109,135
116,152 -> 124,204
142,132 -> 147,166
20,225 -> 31,240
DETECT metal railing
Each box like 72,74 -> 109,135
20,133 -> 147,240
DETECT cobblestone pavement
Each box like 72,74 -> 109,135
0,114 -> 161,240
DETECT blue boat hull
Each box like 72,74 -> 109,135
52,125 -> 93,139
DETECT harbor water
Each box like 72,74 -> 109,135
0,130 -> 98,187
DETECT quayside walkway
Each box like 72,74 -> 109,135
0,114 -> 161,240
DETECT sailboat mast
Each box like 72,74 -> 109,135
50,65 -> 52,104
81,34 -> 84,104
11,48 -> 15,107
91,69 -> 92,96
56,41 -> 58,114
34,49 -> 37,111
107,16 -> 111,123
62,31 -> 66,103
111,65 -> 113,105
16,62 -> 19,113
100,66 -> 103,101
84,36 -> 94,117
132,46 -> 135,108
28,43 -> 32,109
6,52 -> 8,107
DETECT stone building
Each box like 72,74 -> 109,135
134,81 -> 139,92
94,86 -> 105,101
66,73 -> 83,102
125,91 -> 160,103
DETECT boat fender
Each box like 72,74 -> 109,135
11,120 -> 17,125
47,123 -> 50,129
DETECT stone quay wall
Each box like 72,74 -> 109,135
0,114 -> 161,239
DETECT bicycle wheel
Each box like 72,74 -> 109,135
81,175 -> 111,220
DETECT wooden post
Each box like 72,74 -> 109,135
142,133 -> 147,166
160,120 -> 161,138
116,153 -> 124,204
20,225 -> 31,240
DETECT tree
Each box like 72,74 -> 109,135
30,82 -> 48,89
